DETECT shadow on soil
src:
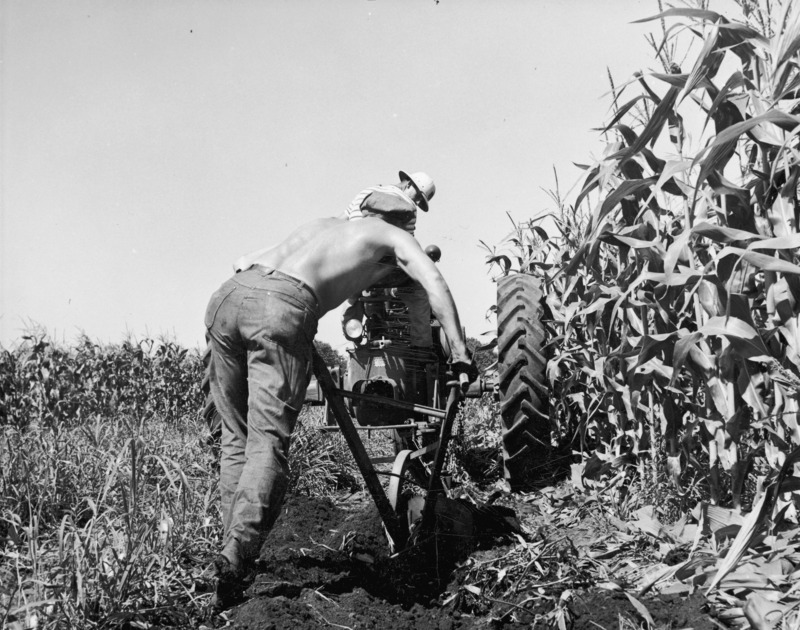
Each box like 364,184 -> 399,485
216,493 -> 519,629
214,493 -> 719,630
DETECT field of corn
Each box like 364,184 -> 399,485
7,0 -> 800,628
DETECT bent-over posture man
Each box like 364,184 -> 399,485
205,206 -> 475,609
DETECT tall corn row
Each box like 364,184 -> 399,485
491,0 -> 800,507
0,334 -> 204,430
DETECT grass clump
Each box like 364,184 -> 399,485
288,406 -> 364,498
1,408 -> 220,629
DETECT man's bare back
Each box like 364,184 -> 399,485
251,218 -> 418,314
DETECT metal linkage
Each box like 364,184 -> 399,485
335,389 -> 446,419
310,349 -> 405,548
418,384 -> 462,534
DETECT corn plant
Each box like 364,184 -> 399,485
489,0 -> 800,512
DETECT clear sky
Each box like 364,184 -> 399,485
2,0 -> 703,352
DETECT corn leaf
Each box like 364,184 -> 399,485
705,491 -> 770,594
574,165 -> 601,213
704,72 -> 751,135
707,172 -> 750,203
636,333 -> 676,367
744,593 -> 790,630
617,88 -> 679,159
693,222 -> 761,243
650,72 -> 692,88
636,270 -> 704,287
717,20 -> 768,48
635,357 -> 673,382
702,316 -> 770,358
664,229 -> 691,278
686,345 -> 730,416
748,234 -> 800,250
773,4 -> 800,98
655,160 -> 692,196
589,178 -> 657,233
695,110 -> 800,191
576,297 -> 614,317
767,173 -> 800,238
612,234 -> 667,254
624,592 -> 656,627
698,280 -> 724,316
707,445 -> 800,594
718,247 -> 800,275
632,8 -> 724,24
487,255 -> 512,273
737,361 -> 770,419
671,332 -> 703,386
776,29 -> 800,75
679,21 -> 722,105
601,95 -> 650,133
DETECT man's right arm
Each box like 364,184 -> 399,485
388,230 -> 471,366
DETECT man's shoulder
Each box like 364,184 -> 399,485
357,220 -> 423,260
349,215 -> 410,236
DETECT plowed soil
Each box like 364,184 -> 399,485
207,492 -> 719,630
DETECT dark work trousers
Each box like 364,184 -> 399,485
204,265 -> 319,566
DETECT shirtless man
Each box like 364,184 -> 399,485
204,206 -> 475,609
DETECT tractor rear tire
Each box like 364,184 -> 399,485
497,273 -> 550,489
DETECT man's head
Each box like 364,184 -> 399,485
398,171 -> 435,212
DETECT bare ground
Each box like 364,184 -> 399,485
204,490 -> 720,630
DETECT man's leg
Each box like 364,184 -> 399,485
205,280 -> 256,611
207,341 -> 252,610
204,281 -> 249,539
223,336 -> 310,566
223,285 -> 310,564
208,336 -> 249,538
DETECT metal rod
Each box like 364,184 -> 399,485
419,385 -> 462,534
408,441 -> 439,460
311,350 -> 404,548
357,296 -> 406,303
334,389 -> 446,419
369,456 -> 397,465
317,423 -> 432,432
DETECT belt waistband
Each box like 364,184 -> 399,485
246,264 -> 319,309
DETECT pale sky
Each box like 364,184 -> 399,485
2,0 -> 695,351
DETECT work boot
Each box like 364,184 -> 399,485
209,554 -> 249,613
